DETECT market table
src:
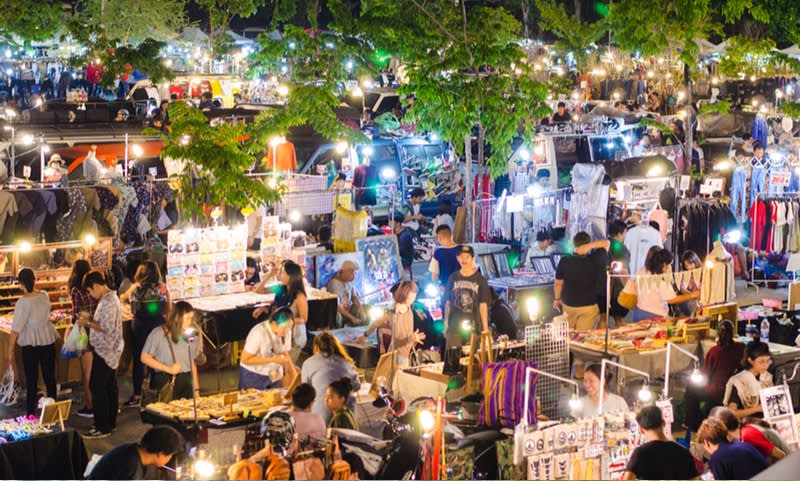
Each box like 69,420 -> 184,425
192,290 -> 338,346
0,325 -> 82,389
0,430 -> 89,479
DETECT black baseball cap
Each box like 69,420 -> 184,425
458,244 -> 475,257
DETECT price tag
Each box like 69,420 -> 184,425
679,175 -> 691,191
769,171 -> 791,186
223,392 -> 238,406
22,166 -> 30,178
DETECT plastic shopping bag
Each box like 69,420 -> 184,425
61,325 -> 88,359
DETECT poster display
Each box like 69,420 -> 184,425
167,225 -> 248,299
355,235 -> 402,304
315,253 -> 365,291
760,384 -> 799,448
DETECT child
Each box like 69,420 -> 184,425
289,383 -> 327,443
326,377 -> 359,430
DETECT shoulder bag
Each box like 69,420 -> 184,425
141,327 -> 178,406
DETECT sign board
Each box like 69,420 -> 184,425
679,175 -> 691,191
656,399 -> 674,440
22,165 -> 30,178
769,171 -> 791,186
699,177 -> 724,195
762,298 -> 783,309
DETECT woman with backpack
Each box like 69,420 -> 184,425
120,261 -> 170,407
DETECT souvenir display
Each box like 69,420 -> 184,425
167,225 -> 248,299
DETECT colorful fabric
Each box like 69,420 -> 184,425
478,359 -> 537,428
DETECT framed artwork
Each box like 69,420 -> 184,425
355,235 -> 402,305
479,254 -> 498,279
530,256 -> 556,274
759,384 -> 799,447
494,253 -> 512,277
314,252 -> 365,293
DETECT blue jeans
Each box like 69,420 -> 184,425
731,166 -> 747,223
238,366 -> 282,390
751,166 -> 767,208
633,307 -> 662,322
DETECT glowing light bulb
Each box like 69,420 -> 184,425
419,410 -> 435,431
638,386 -> 652,402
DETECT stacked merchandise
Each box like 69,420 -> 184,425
166,225 -> 248,299
569,319 -> 702,353
517,413 -> 646,480
144,388 -> 286,422
0,415 -> 51,443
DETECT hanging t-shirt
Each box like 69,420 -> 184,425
265,141 -> 297,171
624,225 -> 663,274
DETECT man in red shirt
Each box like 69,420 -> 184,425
709,406 -> 786,463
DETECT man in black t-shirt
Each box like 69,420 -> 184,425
623,406 -> 699,480
88,425 -> 184,479
551,101 -> 572,123
444,245 -> 491,348
553,232 -> 607,331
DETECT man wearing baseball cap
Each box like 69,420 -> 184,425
444,244 -> 491,349
326,260 -> 368,327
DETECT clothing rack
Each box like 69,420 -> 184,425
750,192 -> 800,286
675,197 -> 731,260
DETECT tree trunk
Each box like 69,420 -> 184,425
574,0 -> 582,23
522,0 -> 530,39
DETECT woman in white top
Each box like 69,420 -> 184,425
723,340 -> 773,419
8,268 -> 59,415
239,307 -> 294,390
575,363 -> 629,418
632,248 -> 699,322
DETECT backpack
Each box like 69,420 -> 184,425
130,284 -> 166,322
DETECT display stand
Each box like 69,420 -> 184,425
750,192 -> 800,287
39,399 -> 72,432
465,331 -> 494,394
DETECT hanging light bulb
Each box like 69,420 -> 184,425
638,385 -> 653,402
568,393 -> 582,411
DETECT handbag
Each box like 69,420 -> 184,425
617,279 -> 638,310
141,328 -> 177,406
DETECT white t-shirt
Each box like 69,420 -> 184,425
624,225 -> 663,274
433,214 -> 454,233
576,392 -> 629,418
240,321 -> 287,379
634,268 -> 676,317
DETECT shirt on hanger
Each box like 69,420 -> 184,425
624,224 -> 663,274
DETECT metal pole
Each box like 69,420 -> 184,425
10,125 -> 14,179
598,359 -> 651,415
464,135 -> 472,243
664,341 -> 700,399
605,269 -> 611,356
124,133 -> 129,180
39,136 -> 45,183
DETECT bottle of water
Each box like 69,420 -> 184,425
760,318 -> 770,343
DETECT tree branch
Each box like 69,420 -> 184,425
460,0 -> 474,65
407,0 -> 460,46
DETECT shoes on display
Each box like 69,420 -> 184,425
76,407 -> 94,418
82,428 -> 111,440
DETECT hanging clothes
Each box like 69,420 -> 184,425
569,163 -> 608,240
751,115 -> 768,149
676,200 -> 737,259
730,165 -> 748,223
701,241 -> 735,305
624,224 -> 663,274
265,141 -> 297,171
